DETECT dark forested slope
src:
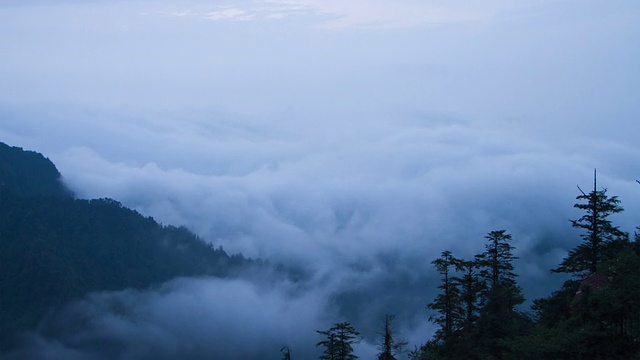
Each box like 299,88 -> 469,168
0,142 -> 73,198
409,176 -> 640,360
0,142 -> 249,348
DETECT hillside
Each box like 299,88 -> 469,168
0,142 -> 250,349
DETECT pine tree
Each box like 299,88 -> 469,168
520,178 -> 639,358
475,230 -> 520,292
316,328 -> 337,360
475,230 -> 526,358
427,251 -> 463,354
452,259 -> 481,328
450,258 -> 482,358
316,322 -> 361,360
377,314 -> 407,360
554,170 -> 627,275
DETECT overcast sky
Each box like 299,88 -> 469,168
2,1 -> 639,359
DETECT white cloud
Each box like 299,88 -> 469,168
42,107 -> 638,285
133,1 -> 312,24
127,0 -> 548,28
204,8 -> 252,21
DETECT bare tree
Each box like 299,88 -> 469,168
377,314 -> 407,360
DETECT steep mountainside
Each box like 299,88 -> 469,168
0,142 -> 250,349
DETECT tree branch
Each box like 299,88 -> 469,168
577,185 -> 587,196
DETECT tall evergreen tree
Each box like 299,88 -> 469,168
316,322 -> 360,360
475,230 -> 526,359
427,250 -> 463,354
452,259 -> 482,328
554,170 -> 627,275
475,230 -> 520,292
450,258 -> 483,358
519,178 -> 639,359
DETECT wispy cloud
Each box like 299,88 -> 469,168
167,10 -> 192,17
145,0 -> 545,28
147,1 -> 310,23
203,8 -> 252,21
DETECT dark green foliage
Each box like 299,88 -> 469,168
598,246 -> 640,356
554,173 -> 627,275
545,243 -> 640,359
475,230 -> 520,292
521,181 -> 640,359
316,322 -> 361,360
0,192 -> 247,348
405,178 -> 638,359
407,342 -> 440,360
377,314 -> 407,360
522,256 -> 640,359
0,142 -> 73,198
531,280 -> 580,328
452,259 -> 481,332
0,143 -> 252,349
365,183 -> 636,358
474,230 -> 527,359
427,251 -> 463,353
417,231 -> 528,360
449,259 -> 483,358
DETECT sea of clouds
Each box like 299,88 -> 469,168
1,105 -> 638,359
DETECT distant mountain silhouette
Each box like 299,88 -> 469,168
0,142 -> 251,349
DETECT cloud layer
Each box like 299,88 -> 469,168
2,103 -> 639,359
5,277 -> 337,359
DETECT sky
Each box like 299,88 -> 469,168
1,0 -> 640,359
